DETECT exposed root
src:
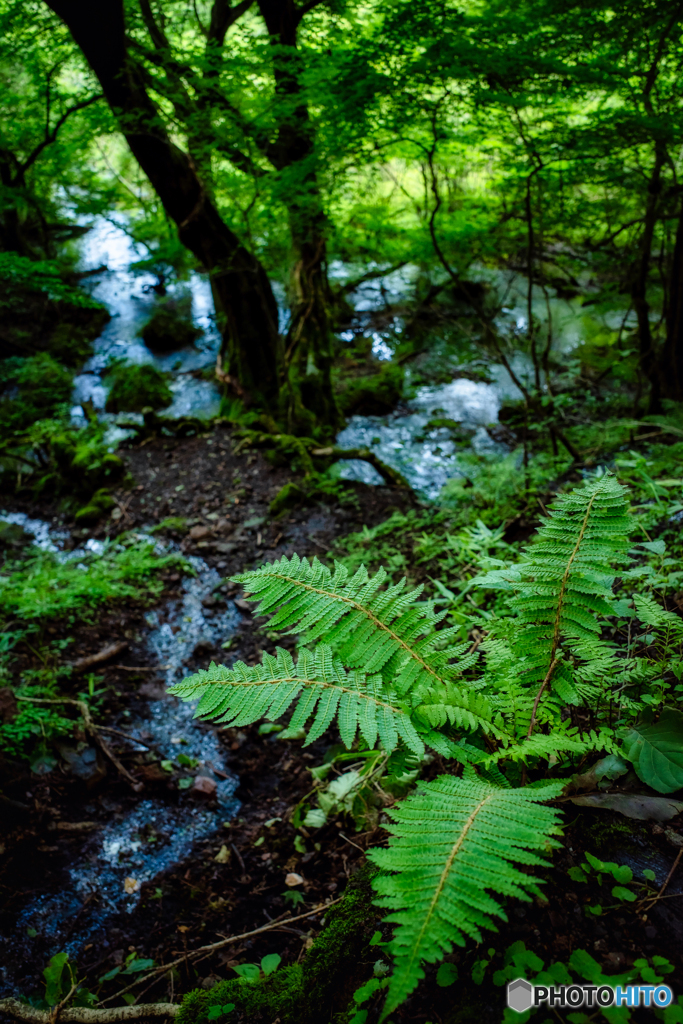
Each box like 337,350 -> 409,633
0,1000 -> 179,1023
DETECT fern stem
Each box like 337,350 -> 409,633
525,655 -> 559,738
526,488 -> 599,737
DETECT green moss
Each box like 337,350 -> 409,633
104,361 -> 173,413
177,867 -> 378,1024
336,363 -> 404,416
141,296 -> 202,352
0,353 -> 73,433
270,481 -> 307,515
74,487 -> 115,525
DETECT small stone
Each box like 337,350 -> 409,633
214,844 -> 231,863
189,525 -> 211,541
235,599 -> 251,612
201,594 -> 218,608
192,775 -> 217,796
285,872 -> 304,887
123,877 -> 140,894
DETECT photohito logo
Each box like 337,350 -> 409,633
507,979 -> 674,1012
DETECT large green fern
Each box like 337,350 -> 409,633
169,472 -> 641,1021
369,776 -> 563,1016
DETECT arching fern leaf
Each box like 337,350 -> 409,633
169,645 -> 426,756
232,555 -> 467,696
369,776 -> 563,1017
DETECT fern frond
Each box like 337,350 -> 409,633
473,475 -> 631,723
232,556 -> 467,696
413,683 -> 512,742
169,645 -> 425,756
369,776 -> 563,1016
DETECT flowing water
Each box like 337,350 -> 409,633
0,513 -> 242,994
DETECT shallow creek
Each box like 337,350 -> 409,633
0,513 -> 241,993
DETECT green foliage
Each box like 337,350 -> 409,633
103,360 -> 173,413
0,536 -> 184,624
369,776 -> 563,1015
0,353 -> 73,433
623,708 -> 683,794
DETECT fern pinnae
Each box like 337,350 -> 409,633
232,556 -> 468,696
369,776 -> 563,1016
169,645 -> 426,756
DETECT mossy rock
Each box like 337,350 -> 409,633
177,866 -> 379,1024
269,481 -> 307,515
74,488 -> 115,525
141,296 -> 202,352
150,516 -> 189,536
0,521 -> 31,549
104,361 -> 173,413
336,363 -> 404,416
0,352 -> 73,434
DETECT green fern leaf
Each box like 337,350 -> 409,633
369,776 -> 563,1016
232,556 -> 467,696
169,645 -> 425,756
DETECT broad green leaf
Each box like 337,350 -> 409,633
261,954 -> 281,975
622,708 -> 683,793
43,951 -> 69,1006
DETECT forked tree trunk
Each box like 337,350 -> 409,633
44,0 -> 281,410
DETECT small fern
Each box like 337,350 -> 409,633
473,474 -> 631,733
369,776 -> 563,1015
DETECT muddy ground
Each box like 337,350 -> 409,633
2,424 -> 683,1023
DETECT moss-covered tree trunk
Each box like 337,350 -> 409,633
660,202 -> 683,401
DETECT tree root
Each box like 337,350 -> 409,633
233,429 -> 410,489
0,1000 -> 178,1023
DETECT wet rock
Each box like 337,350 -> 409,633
57,743 -> 107,787
201,594 -> 218,608
189,524 -> 212,541
192,775 -> 217,797
235,599 -> 251,612
215,540 -> 237,554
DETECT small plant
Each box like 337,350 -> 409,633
172,474 -> 683,1018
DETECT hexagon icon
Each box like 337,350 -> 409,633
507,978 -> 533,1013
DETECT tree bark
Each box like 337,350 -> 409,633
256,0 -> 342,433
660,203 -> 683,401
43,0 -> 280,409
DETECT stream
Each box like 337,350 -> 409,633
0,513 -> 241,995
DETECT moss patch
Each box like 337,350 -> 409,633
104,361 -> 173,413
336,363 -> 404,416
141,295 -> 202,352
177,867 -> 378,1024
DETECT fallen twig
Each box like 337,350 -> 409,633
71,643 -> 128,674
98,899 -> 343,1006
639,847 -> 683,914
0,999 -> 178,1023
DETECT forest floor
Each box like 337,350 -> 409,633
2,423 -> 683,1023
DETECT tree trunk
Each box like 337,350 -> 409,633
630,142 -> 665,413
43,0 -> 280,410
257,0 -> 342,434
660,203 -> 683,401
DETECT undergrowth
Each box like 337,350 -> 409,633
172,464 -> 683,1020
